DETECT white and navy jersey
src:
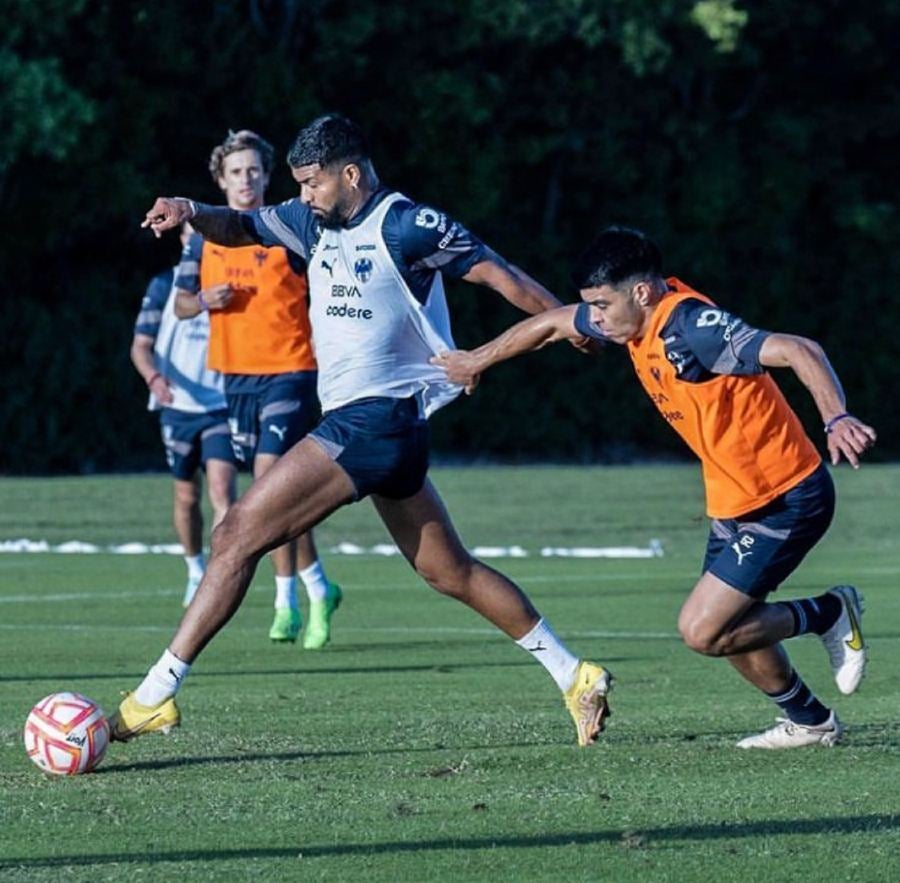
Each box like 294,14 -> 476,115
574,297 -> 770,383
133,268 -> 227,413
239,189 -> 487,415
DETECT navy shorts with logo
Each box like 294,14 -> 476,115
159,408 -> 235,481
309,396 -> 430,501
224,371 -> 319,466
703,462 -> 835,598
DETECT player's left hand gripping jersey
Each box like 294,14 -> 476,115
246,190 -> 487,416
576,279 -> 821,519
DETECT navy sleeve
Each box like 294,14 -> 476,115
666,298 -> 769,375
390,202 -> 488,280
134,269 -> 173,338
246,199 -> 319,263
573,303 -> 608,342
173,232 -> 204,294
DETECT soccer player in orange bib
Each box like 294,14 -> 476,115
433,226 -> 876,749
173,130 -> 340,648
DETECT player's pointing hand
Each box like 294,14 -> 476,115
142,198 -> 195,238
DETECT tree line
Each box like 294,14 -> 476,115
2,0 -> 897,472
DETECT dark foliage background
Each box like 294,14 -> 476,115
1,0 -> 897,473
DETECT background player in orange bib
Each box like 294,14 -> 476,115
434,225 -> 876,750
173,130 -> 340,648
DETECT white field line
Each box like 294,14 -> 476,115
0,621 -> 677,639
0,572 -> 669,605
0,538 -> 665,559
0,589 -> 178,604
0,622 -> 894,643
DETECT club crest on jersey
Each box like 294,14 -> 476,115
354,258 -> 373,283
666,349 -> 687,376
415,207 -> 443,230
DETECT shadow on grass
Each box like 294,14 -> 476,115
96,739 -> 559,774
2,815 -> 897,869
0,656 -> 635,684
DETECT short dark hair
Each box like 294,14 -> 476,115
287,114 -> 370,169
572,226 -> 663,289
208,130 -> 274,182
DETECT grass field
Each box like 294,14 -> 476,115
1,465 -> 898,881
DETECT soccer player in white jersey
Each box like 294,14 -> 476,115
130,224 -> 237,606
113,114 -> 612,748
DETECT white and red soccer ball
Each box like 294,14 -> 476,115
24,692 -> 109,775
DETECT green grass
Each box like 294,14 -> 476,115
1,465 -> 898,881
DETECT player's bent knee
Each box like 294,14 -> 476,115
209,505 -> 266,561
416,557 -> 475,598
174,483 -> 201,509
678,620 -> 726,656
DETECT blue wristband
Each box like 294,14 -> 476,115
824,412 -> 850,434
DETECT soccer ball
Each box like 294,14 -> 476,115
24,692 -> 110,775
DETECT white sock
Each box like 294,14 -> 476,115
275,575 -> 298,610
515,618 -> 580,691
299,560 -> 329,602
184,554 -> 205,581
134,649 -> 191,706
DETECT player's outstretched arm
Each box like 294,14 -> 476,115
463,254 -> 562,315
431,305 -> 580,394
142,198 -> 256,247
759,333 -> 876,467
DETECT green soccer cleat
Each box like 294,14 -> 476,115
303,583 -> 343,650
269,607 -> 301,643
182,575 -> 202,608
109,692 -> 181,742
564,661 -> 613,747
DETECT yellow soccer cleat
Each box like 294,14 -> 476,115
109,692 -> 181,742
564,661 -> 613,747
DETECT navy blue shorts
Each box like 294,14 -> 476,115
703,463 -> 835,598
224,371 -> 319,466
309,396 -> 430,501
160,408 -> 235,481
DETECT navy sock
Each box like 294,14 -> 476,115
782,592 -> 842,637
765,670 -> 830,726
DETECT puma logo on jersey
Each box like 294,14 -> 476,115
321,258 -> 335,277
269,425 -> 287,441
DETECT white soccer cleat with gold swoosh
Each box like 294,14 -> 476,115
737,711 -> 843,749
820,585 -> 866,695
